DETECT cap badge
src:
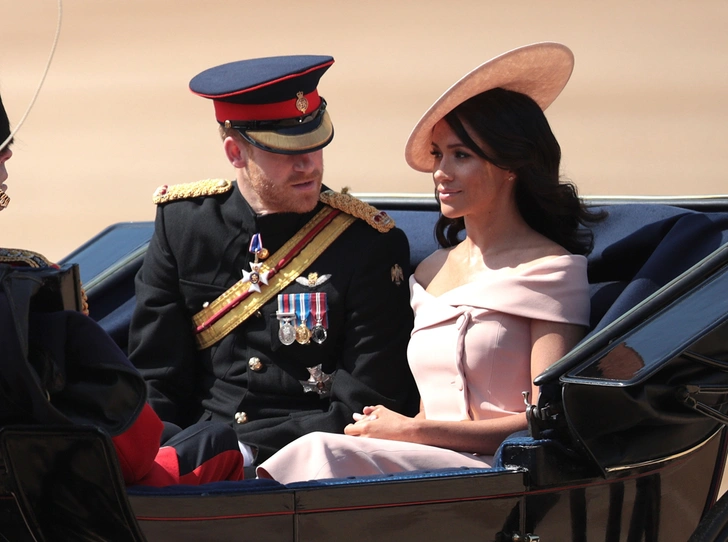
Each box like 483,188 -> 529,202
295,91 -> 309,114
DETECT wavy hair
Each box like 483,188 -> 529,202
434,88 -> 604,255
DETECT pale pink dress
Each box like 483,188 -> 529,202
257,255 -> 589,484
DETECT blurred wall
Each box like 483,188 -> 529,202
1,0 -> 727,259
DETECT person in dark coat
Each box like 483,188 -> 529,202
0,90 -> 243,486
128,55 -> 418,467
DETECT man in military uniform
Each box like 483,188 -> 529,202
128,55 -> 418,467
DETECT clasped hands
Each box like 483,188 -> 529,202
345,404 -> 412,441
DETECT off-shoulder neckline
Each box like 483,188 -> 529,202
412,253 -> 587,299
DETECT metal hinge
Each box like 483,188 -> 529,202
511,534 -> 540,542
679,384 -> 728,425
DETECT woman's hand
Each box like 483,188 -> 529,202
344,405 -> 415,442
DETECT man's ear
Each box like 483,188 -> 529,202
223,136 -> 247,168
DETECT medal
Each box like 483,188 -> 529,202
296,324 -> 311,345
295,293 -> 311,345
299,364 -> 333,396
241,262 -> 269,293
277,294 -> 297,346
242,233 -> 271,293
279,316 -> 296,345
310,292 -> 328,344
249,233 -> 268,261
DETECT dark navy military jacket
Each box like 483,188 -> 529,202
128,183 -> 418,463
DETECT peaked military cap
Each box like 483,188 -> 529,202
190,55 -> 335,155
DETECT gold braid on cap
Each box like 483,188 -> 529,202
319,188 -> 395,233
152,179 -> 233,204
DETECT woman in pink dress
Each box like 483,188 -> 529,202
257,42 -> 604,484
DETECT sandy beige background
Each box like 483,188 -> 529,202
1,1 -> 727,261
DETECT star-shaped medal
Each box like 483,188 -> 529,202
242,262 -> 270,293
299,364 -> 333,396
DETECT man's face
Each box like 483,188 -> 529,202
238,141 -> 324,215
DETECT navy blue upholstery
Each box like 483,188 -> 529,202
285,466 -> 502,489
127,477 -> 284,496
585,204 -> 728,334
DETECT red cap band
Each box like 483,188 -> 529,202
213,90 -> 321,123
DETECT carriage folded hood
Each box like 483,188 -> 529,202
539,207 -> 728,472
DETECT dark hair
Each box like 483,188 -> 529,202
434,87 -> 604,255
0,93 -> 11,145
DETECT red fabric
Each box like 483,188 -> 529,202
134,447 -> 244,487
179,449 -> 244,485
112,404 -> 244,487
213,90 -> 320,122
112,403 -> 163,485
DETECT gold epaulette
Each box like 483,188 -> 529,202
319,188 -> 395,233
0,248 -> 53,268
152,179 -> 233,205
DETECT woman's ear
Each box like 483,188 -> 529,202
223,136 -> 247,168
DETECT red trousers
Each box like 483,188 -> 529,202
112,404 -> 244,487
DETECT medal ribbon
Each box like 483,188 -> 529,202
195,208 -> 343,335
277,293 -> 293,315
249,233 -> 263,255
193,206 -> 357,349
296,294 -> 311,328
312,292 -> 328,328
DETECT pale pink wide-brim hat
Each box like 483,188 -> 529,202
404,42 -> 574,172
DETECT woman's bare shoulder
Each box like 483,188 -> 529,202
512,234 -> 574,269
414,248 -> 450,289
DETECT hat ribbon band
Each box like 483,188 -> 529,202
227,99 -> 327,132
214,90 -> 321,123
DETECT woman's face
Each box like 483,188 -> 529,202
429,119 -> 512,220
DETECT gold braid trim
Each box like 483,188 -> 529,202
0,248 -> 53,268
152,179 -> 233,204
318,188 -> 395,233
0,188 -> 10,209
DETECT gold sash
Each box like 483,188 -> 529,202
192,206 -> 356,350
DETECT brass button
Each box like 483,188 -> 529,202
248,357 -> 263,371
234,411 -> 248,424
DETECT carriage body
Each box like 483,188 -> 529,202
1,194 -> 728,541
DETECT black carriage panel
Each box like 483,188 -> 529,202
289,468 -> 525,542
0,425 -> 147,542
560,258 -> 728,471
128,480 -> 294,542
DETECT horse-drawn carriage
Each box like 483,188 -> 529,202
2,194 -> 728,541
